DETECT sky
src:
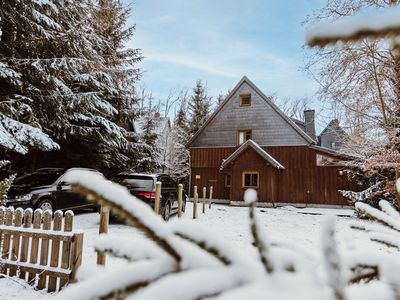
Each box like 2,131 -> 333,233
125,0 -> 328,128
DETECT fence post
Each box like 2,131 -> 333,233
28,209 -> 42,283
60,210 -> 74,287
178,184 -> 183,218
202,187 -> 206,214
70,233 -> 83,283
155,181 -> 162,215
38,210 -> 52,289
209,186 -> 213,209
9,208 -> 23,277
48,210 -> 63,292
97,205 -> 109,266
193,186 -> 198,219
20,209 -> 32,280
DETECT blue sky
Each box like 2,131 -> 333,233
125,0 -> 327,124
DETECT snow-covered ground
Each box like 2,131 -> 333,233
0,203 -> 389,299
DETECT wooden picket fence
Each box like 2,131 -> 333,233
0,206 -> 83,292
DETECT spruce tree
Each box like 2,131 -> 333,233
0,0 -> 143,173
187,80 -> 211,137
136,109 -> 160,173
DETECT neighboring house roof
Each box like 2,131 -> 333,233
187,76 -> 316,147
309,145 -> 355,159
319,119 -> 348,138
291,118 -> 306,132
220,139 -> 285,170
132,116 -> 171,136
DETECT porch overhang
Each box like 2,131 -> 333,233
220,139 -> 285,171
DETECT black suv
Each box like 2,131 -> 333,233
6,167 -> 103,212
112,173 -> 186,221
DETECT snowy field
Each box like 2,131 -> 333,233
0,203 -> 389,299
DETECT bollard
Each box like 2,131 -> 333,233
178,184 -> 183,218
193,186 -> 198,219
97,205 -> 109,265
202,187 -> 206,213
155,181 -> 162,214
209,186 -> 213,209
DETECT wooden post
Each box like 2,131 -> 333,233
209,186 -> 213,209
155,181 -> 162,215
97,205 -> 109,266
202,187 -> 206,214
2,207 -> 13,276
60,210 -> 74,288
0,207 -> 4,274
193,186 -> 198,219
37,210 -> 52,289
9,208 -> 23,277
70,233 -> 83,283
178,184 -> 183,218
28,209 -> 42,284
20,209 -> 32,280
48,210 -> 63,292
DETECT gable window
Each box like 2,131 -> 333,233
240,94 -> 251,106
237,129 -> 252,145
242,172 -> 259,188
225,174 -> 231,187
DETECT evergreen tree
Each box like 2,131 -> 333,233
168,105 -> 190,183
0,1 -> 143,174
136,109 -> 160,173
187,80 -> 211,137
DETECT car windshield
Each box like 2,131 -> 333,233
13,172 -> 63,186
114,175 -> 154,190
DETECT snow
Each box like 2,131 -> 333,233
244,188 -> 258,204
0,201 -> 397,299
0,113 -> 59,154
306,6 -> 400,46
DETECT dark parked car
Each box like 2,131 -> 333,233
6,167 -> 104,212
112,173 -> 186,221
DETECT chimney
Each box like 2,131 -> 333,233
304,110 -> 316,141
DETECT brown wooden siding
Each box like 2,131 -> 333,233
190,146 -> 361,205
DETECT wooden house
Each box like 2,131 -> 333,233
187,76 -> 359,206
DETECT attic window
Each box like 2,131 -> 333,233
237,129 -> 252,145
240,94 -> 251,106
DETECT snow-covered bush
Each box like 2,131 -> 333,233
0,160 -> 15,205
54,170 -> 400,300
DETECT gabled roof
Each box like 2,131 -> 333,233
319,119 -> 348,138
309,145 -> 355,159
220,139 -> 285,170
187,76 -> 316,147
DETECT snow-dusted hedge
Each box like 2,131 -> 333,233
51,170 -> 400,300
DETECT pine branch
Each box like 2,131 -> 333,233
71,185 -> 181,264
248,202 -> 274,274
174,232 -> 231,266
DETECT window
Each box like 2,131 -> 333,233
240,94 -> 251,106
237,129 -> 252,145
225,174 -> 231,187
242,172 -> 259,188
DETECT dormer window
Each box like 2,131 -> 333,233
240,94 -> 251,106
237,129 -> 252,145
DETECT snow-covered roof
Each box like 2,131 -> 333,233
220,139 -> 285,170
132,116 -> 171,136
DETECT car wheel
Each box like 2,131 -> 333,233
163,201 -> 171,221
37,199 -> 54,213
